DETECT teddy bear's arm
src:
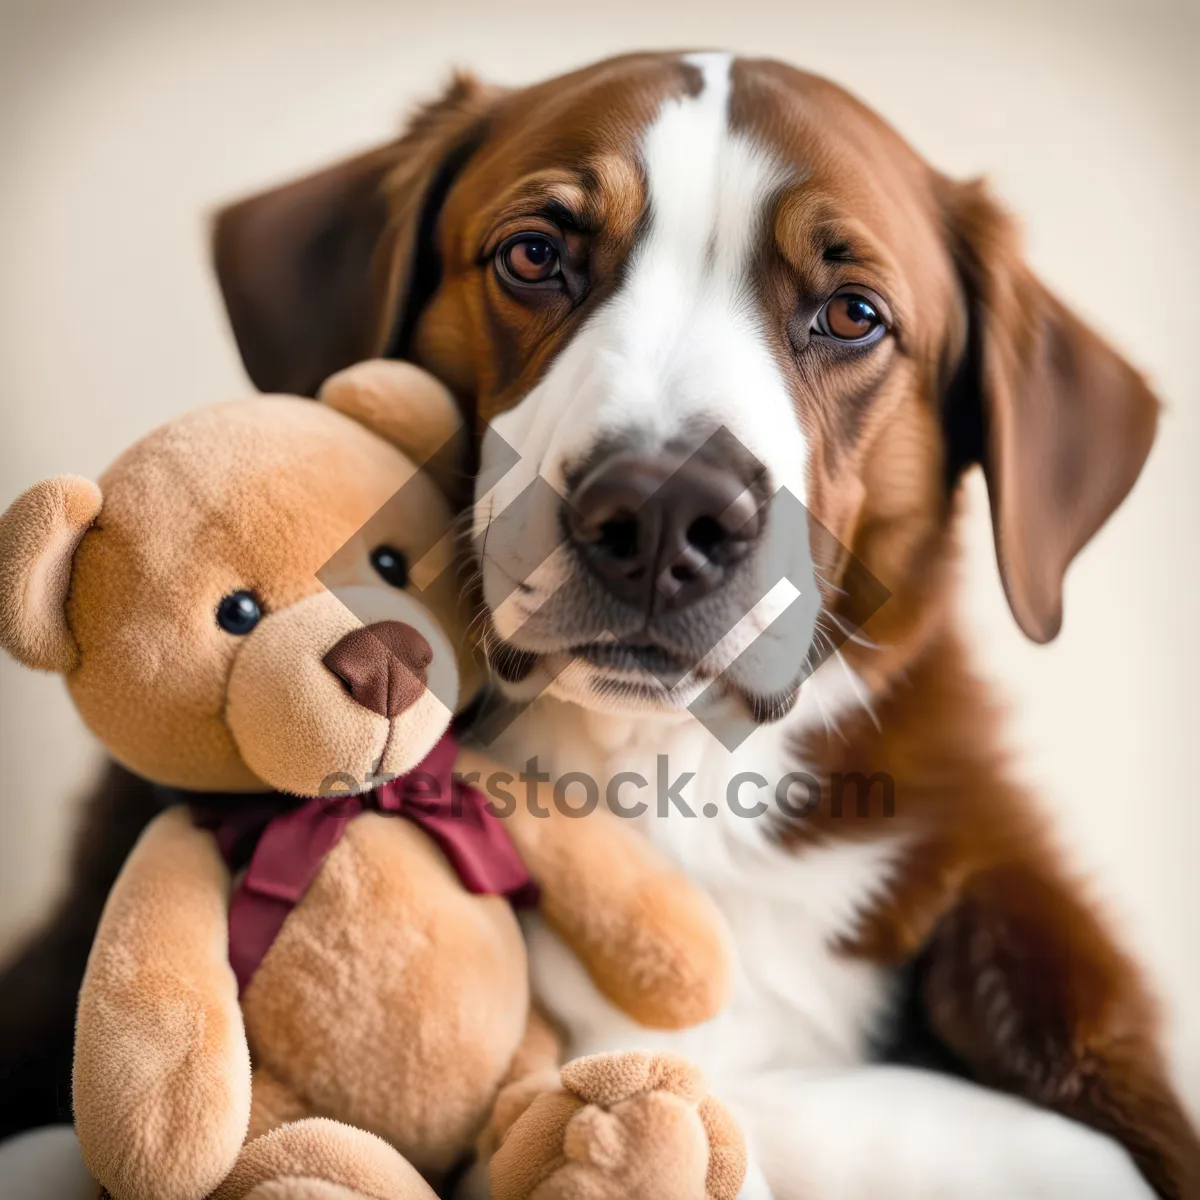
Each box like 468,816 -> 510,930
457,749 -> 733,1031
74,806 -> 252,1200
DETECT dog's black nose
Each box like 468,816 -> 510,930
566,452 -> 764,613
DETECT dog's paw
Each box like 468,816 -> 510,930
489,1051 -> 746,1200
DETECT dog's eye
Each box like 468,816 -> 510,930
216,590 -> 261,635
814,291 -> 888,343
370,545 -> 410,589
497,234 -> 562,285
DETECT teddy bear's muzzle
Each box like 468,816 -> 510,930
322,620 -> 433,718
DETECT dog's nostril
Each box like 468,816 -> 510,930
598,514 -> 640,560
686,515 -> 725,554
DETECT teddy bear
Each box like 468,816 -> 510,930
0,360 -> 747,1200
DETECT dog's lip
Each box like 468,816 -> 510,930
491,631 -> 800,722
489,632 -> 719,684
569,640 -> 696,676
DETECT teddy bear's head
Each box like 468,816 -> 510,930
0,361 -> 473,797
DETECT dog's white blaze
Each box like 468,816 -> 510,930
478,51 -> 805,541
482,68 -> 892,1188
548,52 -> 804,495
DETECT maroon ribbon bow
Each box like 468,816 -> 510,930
188,733 -> 537,994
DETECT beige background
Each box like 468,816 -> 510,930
1,0 -> 1197,1115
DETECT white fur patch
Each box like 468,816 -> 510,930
505,51 -> 802,497
493,662 -> 899,1081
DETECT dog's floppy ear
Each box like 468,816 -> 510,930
212,72 -> 503,397
940,179 -> 1158,643
0,476 -> 103,672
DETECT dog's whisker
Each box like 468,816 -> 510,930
834,646 -> 880,732
824,611 -> 881,651
811,672 -> 847,746
811,568 -> 848,598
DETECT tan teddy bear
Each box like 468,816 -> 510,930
0,361 -> 746,1200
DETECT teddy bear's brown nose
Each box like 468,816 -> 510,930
322,621 -> 433,718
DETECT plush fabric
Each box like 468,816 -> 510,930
196,733 -> 537,994
209,1118 -> 437,1200
64,397 -> 450,791
73,807 -> 251,1200
457,748 -> 733,1031
317,359 -> 462,469
489,1051 -> 746,1200
0,474 -> 102,672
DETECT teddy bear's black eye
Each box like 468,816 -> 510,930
216,590 -> 261,635
370,545 -> 410,589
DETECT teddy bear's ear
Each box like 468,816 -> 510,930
0,475 -> 103,673
318,359 -> 463,466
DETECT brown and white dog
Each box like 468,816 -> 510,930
209,51 -> 1199,1199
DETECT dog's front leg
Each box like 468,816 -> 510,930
910,860 -> 1200,1198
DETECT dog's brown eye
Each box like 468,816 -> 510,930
499,234 -> 561,284
815,291 -> 887,343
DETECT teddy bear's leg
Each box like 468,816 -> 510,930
503,1005 -> 564,1093
487,1050 -> 747,1200
248,1063 -> 314,1141
454,1009 -> 565,1198
208,1118 -> 438,1200
239,1182 -> 374,1200
475,1007 -> 564,1167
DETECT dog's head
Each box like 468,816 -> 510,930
214,53 -> 1157,726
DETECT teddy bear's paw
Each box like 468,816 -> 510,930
243,1180 -> 374,1200
489,1051 -> 746,1200
209,1118 -> 438,1200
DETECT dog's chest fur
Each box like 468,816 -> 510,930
489,694 -> 905,1082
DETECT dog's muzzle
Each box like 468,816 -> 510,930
479,424 -> 822,720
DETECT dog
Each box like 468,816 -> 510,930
207,52 -> 1199,1198
3,50 -> 1196,1198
